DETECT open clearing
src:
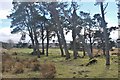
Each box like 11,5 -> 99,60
1,48 -> 119,78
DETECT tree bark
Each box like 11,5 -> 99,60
30,33 -> 37,55
46,28 -> 49,56
28,26 -> 37,55
88,28 -> 93,54
59,28 -> 70,59
41,25 -> 45,55
82,28 -> 86,57
101,38 -> 106,56
82,46 -> 86,57
56,31 -> 64,57
72,29 -> 78,59
72,9 -> 78,59
29,4 -> 41,57
100,2 -> 110,65
77,33 -> 93,59
32,25 -> 41,58
48,3 -> 70,59
34,31 -> 41,58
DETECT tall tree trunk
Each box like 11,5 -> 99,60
30,33 -> 37,55
56,31 -> 64,57
72,9 -> 78,59
88,26 -> 93,54
28,27 -> 37,55
41,25 -> 44,55
60,28 -> 70,59
29,4 -> 40,57
34,32 -> 41,58
32,25 -> 41,58
101,38 -> 105,56
82,28 -> 86,57
89,32 -> 93,54
82,46 -> 86,57
100,2 -> 110,65
72,29 -> 78,59
48,3 -> 70,59
77,33 -> 93,59
102,48 -> 105,56
46,28 -> 49,56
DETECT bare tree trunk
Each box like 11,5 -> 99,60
56,31 -> 64,57
41,25 -> 45,55
46,28 -> 49,56
30,34 -> 37,55
28,27 -> 37,55
88,26 -> 93,54
102,47 -> 106,56
100,2 -> 110,65
34,32 -> 41,58
32,25 -> 41,58
29,5 -> 41,57
48,3 -> 70,59
72,9 -> 78,59
60,28 -> 70,59
101,38 -> 106,56
89,33 -> 93,54
82,28 -> 86,57
83,46 -> 86,57
77,33 -> 93,59
72,29 -> 78,59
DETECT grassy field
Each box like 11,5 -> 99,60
1,48 -> 119,78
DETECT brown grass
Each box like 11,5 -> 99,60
92,49 -> 103,55
30,62 -> 41,71
2,52 -> 12,62
12,52 -> 17,55
29,58 -> 39,63
22,60 -> 31,68
93,48 -> 119,55
2,52 -> 57,78
40,62 -> 56,78
2,52 -> 15,72
110,48 -> 119,55
2,60 -> 15,72
12,62 -> 24,74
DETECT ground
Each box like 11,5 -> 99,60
0,48 -> 119,78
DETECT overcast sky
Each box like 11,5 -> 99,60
0,0 -> 118,43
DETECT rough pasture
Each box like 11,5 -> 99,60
1,48 -> 119,78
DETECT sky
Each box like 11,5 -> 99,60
0,0 -> 118,43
